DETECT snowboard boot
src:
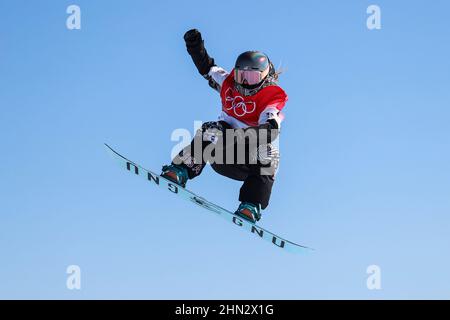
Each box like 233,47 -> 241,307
161,164 -> 189,188
235,202 -> 261,223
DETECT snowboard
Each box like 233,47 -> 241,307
105,143 -> 312,254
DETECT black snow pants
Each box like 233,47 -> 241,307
171,121 -> 279,209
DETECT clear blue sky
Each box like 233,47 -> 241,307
1,0 -> 449,299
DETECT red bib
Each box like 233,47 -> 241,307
220,71 -> 288,127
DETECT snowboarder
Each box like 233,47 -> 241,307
162,29 -> 288,223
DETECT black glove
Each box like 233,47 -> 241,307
184,29 -> 215,76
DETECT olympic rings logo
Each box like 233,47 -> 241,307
225,88 -> 256,117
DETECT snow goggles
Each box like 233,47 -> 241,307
234,66 -> 270,86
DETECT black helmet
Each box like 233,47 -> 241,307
234,51 -> 274,94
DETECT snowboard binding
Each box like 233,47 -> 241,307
161,164 -> 189,188
235,202 -> 261,223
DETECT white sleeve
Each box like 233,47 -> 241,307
208,66 -> 229,90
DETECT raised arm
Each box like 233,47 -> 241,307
183,29 -> 228,93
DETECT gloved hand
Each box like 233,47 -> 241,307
183,29 -> 215,76
184,29 -> 202,47
201,121 -> 224,145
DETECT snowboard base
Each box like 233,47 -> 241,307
105,144 -> 312,254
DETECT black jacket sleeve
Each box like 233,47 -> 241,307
184,29 -> 215,76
